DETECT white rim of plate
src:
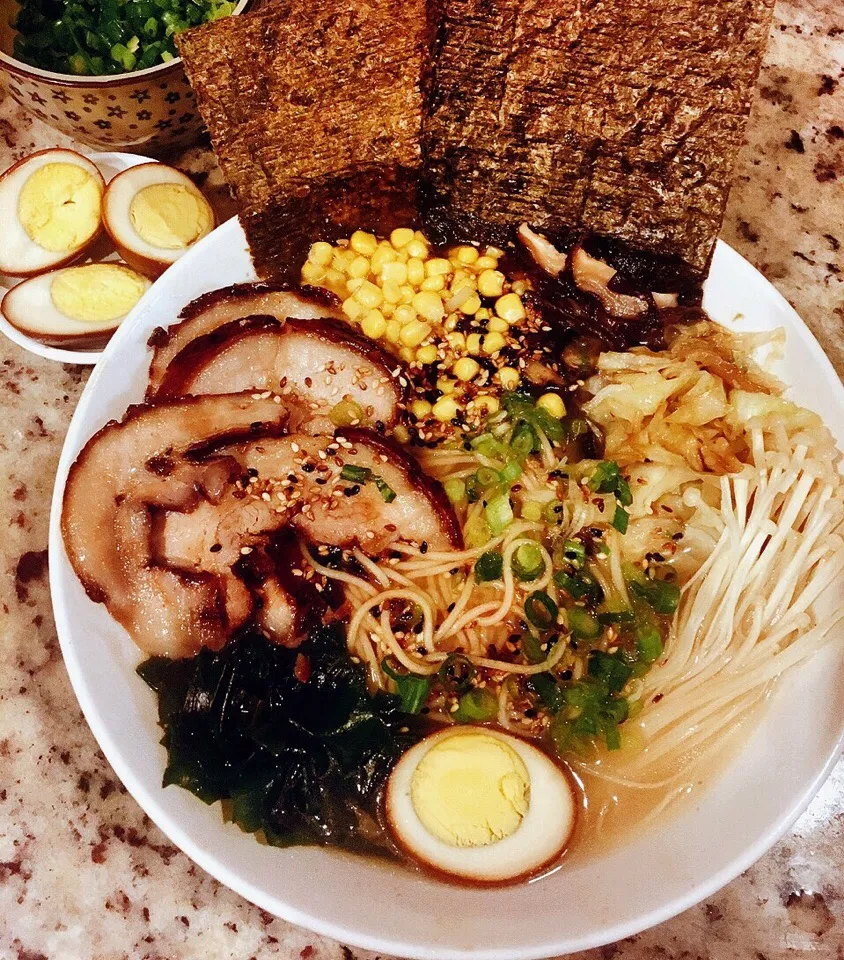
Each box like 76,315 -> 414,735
47,225 -> 844,959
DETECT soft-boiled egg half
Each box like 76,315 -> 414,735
103,163 -> 216,278
0,149 -> 105,277
1,263 -> 150,348
386,727 -> 576,883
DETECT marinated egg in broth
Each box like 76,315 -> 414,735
1,263 -> 150,348
102,163 -> 216,278
386,727 -> 576,883
0,149 -> 105,277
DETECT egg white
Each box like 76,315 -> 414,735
386,726 -> 576,883
102,163 -> 216,275
0,149 -> 104,277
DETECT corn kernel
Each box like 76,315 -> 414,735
308,241 -> 334,266
346,277 -> 364,293
348,255 -> 370,279
443,314 -> 459,332
333,249 -> 356,271
472,394 -> 500,416
437,376 -> 457,395
425,258 -> 451,277
410,399 -> 433,419
466,333 -> 482,355
400,320 -> 433,347
459,293 -> 482,315
394,249 -> 409,263
487,316 -> 509,333
482,332 -> 506,355
537,392 -> 566,418
497,367 -> 520,390
476,307 -> 490,321
393,424 -> 411,444
416,344 -> 438,364
407,258 -> 425,287
478,269 -> 505,298
361,309 -> 387,340
301,261 -> 326,283
474,255 -> 498,271
385,320 -> 402,344
413,291 -> 445,323
486,246 -> 505,258
371,246 -> 397,273
446,331 -> 466,351
406,239 -> 429,260
342,298 -> 365,321
399,346 -> 416,363
453,357 -> 480,381
390,227 -> 415,249
421,275 -> 446,292
381,261 -> 408,286
450,270 -> 472,288
323,267 -> 345,290
454,245 -> 479,265
354,280 -> 383,309
512,280 -> 528,296
350,230 -> 378,256
432,396 -> 460,422
394,304 -> 417,324
414,230 -> 428,241
382,281 -> 402,304
381,302 -> 395,317
398,284 -> 415,304
495,292 -> 526,323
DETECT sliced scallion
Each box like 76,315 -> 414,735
511,542 -> 545,581
475,550 -> 504,582
524,591 -> 558,630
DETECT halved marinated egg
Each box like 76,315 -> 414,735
0,149 -> 105,277
102,163 -> 216,278
1,263 -> 150,348
385,727 -> 576,883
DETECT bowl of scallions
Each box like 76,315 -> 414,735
0,0 -> 250,151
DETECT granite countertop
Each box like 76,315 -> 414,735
1,0 -> 842,956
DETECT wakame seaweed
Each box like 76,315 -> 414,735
138,625 -> 426,852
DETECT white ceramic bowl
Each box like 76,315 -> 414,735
0,150 -> 155,365
48,221 -> 844,959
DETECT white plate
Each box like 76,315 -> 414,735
48,219 -> 844,960
0,151 -> 156,365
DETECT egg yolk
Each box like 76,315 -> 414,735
18,163 -> 102,253
50,264 -> 148,323
129,183 -> 214,250
410,732 -> 530,847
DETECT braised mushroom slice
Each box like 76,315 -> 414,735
146,282 -> 342,396
61,393 -> 287,656
155,315 -> 405,431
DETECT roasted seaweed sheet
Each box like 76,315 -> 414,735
424,0 -> 776,275
177,0 -> 437,280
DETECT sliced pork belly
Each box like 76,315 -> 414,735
154,315 -> 405,431
61,393 -> 287,657
146,282 -> 341,396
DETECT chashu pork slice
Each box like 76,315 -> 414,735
61,393 -> 287,657
154,314 -> 406,432
146,282 -> 341,396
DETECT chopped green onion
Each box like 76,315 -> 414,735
521,501 -> 543,522
374,476 -> 396,503
554,569 -> 601,604
340,464 -> 371,483
526,673 -> 563,712
636,624 -> 663,663
381,658 -> 431,713
568,607 -> 601,639
485,494 -> 513,535
443,478 -> 466,504
475,550 -> 504,582
588,650 -> 633,694
498,461 -> 523,486
630,578 -> 681,615
589,461 -> 632,506
520,632 -> 544,663
476,466 -> 498,487
453,687 -> 498,723
511,542 -> 545,581
437,653 -> 475,694
524,591 -> 558,630
562,539 -> 586,567
612,505 -> 629,534
596,607 -> 635,625
510,421 -> 537,459
464,514 -> 492,548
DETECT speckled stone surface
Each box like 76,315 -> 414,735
0,1 -> 842,957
